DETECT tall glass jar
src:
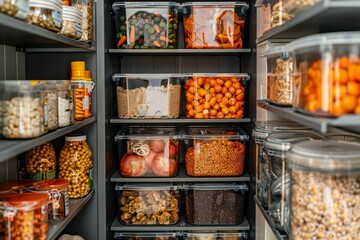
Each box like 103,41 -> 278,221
56,81 -> 74,127
0,0 -> 29,19
59,134 -> 93,198
44,81 -> 58,131
25,143 -> 57,180
72,0 -> 93,43
288,140 -> 360,239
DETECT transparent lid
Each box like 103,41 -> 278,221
3,80 -> 44,91
115,233 -> 180,238
183,126 -> 249,141
184,73 -> 250,80
184,232 -> 247,239
182,2 -> 249,8
262,46 -> 291,59
115,126 -> 180,141
325,133 -> 360,142
115,183 -> 180,191
183,183 -> 248,191
112,1 -> 181,8
288,140 -> 360,173
113,74 -> 183,81
65,134 -> 87,142
253,121 -> 309,140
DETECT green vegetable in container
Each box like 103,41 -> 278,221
159,21 -> 166,28
148,27 -> 155,34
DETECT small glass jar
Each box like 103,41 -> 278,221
27,0 -> 63,32
0,0 -> 30,20
59,134 -> 93,198
72,0 -> 93,43
44,81 -> 58,131
288,140 -> 360,239
59,6 -> 83,40
25,143 -> 57,180
56,81 -> 74,127
70,81 -> 86,121
2,193 -> 49,240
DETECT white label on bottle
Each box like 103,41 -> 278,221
14,0 -> 30,20
75,22 -> 82,38
52,11 -> 62,28
64,191 -> 69,217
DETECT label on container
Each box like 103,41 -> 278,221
89,167 -> 94,190
52,10 -> 62,28
28,170 -> 56,180
14,0 -> 30,20
75,22 -> 82,38
64,191 -> 69,217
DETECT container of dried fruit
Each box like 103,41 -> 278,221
182,2 -> 249,49
184,183 -> 248,225
269,0 -> 292,29
287,140 -> 360,239
288,32 -> 360,117
283,0 -> 320,17
115,126 -> 180,177
184,73 -> 249,119
116,183 -> 180,225
112,2 -> 180,49
25,143 -> 57,180
59,6 -> 83,40
113,74 -> 182,119
1,192 -> 49,240
264,131 -> 323,233
0,0 -> 30,20
114,232 -> 181,240
27,0 -> 63,32
184,232 -> 248,240
184,126 -> 248,177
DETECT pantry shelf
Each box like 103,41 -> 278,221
257,0 -> 360,43
109,117 -> 252,124
257,100 -> 360,133
108,48 -> 252,56
0,13 -> 95,51
48,190 -> 95,240
0,116 -> 96,163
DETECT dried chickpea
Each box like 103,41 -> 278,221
25,143 -> 56,180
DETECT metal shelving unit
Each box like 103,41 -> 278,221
109,48 -> 252,56
110,117 -> 252,124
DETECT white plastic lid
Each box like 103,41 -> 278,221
183,183 -> 248,191
183,126 -> 249,141
30,0 -> 62,13
182,1 -> 249,8
262,46 -> 290,58
65,134 -> 86,142
63,6 -> 82,16
184,73 -> 250,80
115,183 -> 180,191
113,73 -> 183,80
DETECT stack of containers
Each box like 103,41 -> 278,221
59,5 -> 83,39
27,0 -> 63,32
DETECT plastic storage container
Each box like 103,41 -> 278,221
184,126 -> 248,177
57,81 -> 74,127
44,81 -> 58,131
182,2 -> 249,49
0,0 -> 30,20
184,183 -> 248,225
115,126 -> 180,177
114,232 -> 180,240
112,2 -> 180,49
270,0 -> 292,29
184,232 -> 248,240
184,74 -> 248,119
59,6 -> 83,40
261,0 -> 271,34
116,183 -> 180,225
113,74 -> 182,119
72,0 -> 93,42
25,143 -> 57,180
283,0 -> 320,17
289,32 -> 360,117
287,140 -> 360,239
27,0 -> 62,32
2,193 -> 49,240
59,134 -> 93,198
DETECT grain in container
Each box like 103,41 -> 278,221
72,0 -> 93,42
113,74 -> 181,119
184,183 -> 248,225
184,126 -> 248,177
116,183 -> 180,225
59,5 -> 83,40
56,81 -> 75,127
0,0 -> 30,20
283,0 -> 320,17
182,2 -> 249,49
27,0 -> 62,32
112,2 -> 180,49
287,140 -> 360,239
44,81 -> 59,131
114,232 -> 180,240
25,143 -> 57,180
184,73 -> 249,119
184,232 -> 248,240
288,32 -> 360,117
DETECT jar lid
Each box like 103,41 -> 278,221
34,179 -> 69,190
262,46 -> 291,59
30,0 -> 62,13
4,193 -> 49,208
288,140 -> 360,173
253,121 -> 309,140
65,134 -> 86,142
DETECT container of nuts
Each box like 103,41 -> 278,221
287,140 -> 360,239
114,232 -> 181,240
59,6 -> 83,40
184,126 -> 248,177
2,192 -> 49,240
0,0 -> 30,20
44,81 -> 59,131
184,183 -> 248,225
72,0 -> 93,43
27,0 -> 63,32
116,183 -> 180,225
59,134 -> 93,198
25,143 -> 57,180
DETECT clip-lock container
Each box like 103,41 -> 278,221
184,183 -> 248,225
288,32 -> 360,117
0,0 -> 30,20
28,0 -> 63,32
116,183 -> 180,225
182,2 -> 249,49
115,126 -> 180,177
113,74 -> 182,119
287,140 -> 360,239
112,2 -> 180,49
184,126 -> 248,177
184,232 -> 248,240
184,73 -> 249,119
59,6 -> 83,39
114,232 -> 181,240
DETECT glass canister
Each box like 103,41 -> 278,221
57,81 -> 74,127
27,0 -> 63,32
0,0 -> 30,20
2,193 -> 49,240
25,143 -> 57,180
287,140 -> 360,239
59,134 -> 93,198
44,81 -> 58,131
72,0 -> 93,43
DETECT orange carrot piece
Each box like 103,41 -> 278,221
154,25 -> 160,33
153,40 -> 161,47
159,36 -> 173,43
130,25 -> 135,43
117,36 -> 127,48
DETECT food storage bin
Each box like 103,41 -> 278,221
252,121 -> 310,208
30,179 -> 69,221
283,0 -> 320,17
116,183 -> 180,225
184,126 -> 248,177
261,0 -> 271,34
57,81 -> 75,127
59,6 -> 83,40
44,81 -> 58,131
70,80 -> 87,121
2,193 -> 49,240
2,81 -> 46,139
288,32 -> 360,117
114,232 -> 180,240
182,2 -> 249,49
25,143 -> 57,180
184,74 -> 248,119
115,126 -> 180,177
113,74 -> 182,119
112,2 -> 180,49
72,0 -> 93,42
184,232 -> 248,240
59,134 -> 93,198
27,0 -> 63,32
287,140 -> 360,239
270,0 -> 292,29
0,0 -> 30,20
184,183 -> 248,225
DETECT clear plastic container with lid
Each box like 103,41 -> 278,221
261,0 -> 271,34
183,232 -> 248,240
0,0 -> 30,20
59,134 -> 93,198
44,81 -> 58,131
27,0 -> 63,32
114,232 -> 181,240
283,0 -> 320,17
112,2 -> 180,49
182,2 -> 249,49
1,193 -> 49,240
56,81 -> 74,127
270,0 -> 292,29
72,0 -> 93,43
289,32 -> 360,117
287,140 -> 360,239
25,143 -> 57,180
59,6 -> 83,39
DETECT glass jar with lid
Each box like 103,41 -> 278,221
25,143 -> 57,180
56,81 -> 74,127
0,0 -> 30,20
72,0 -> 93,43
287,140 -> 360,239
27,0 -> 63,32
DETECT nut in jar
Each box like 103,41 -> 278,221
59,134 -> 93,198
0,0 -> 30,20
25,143 -> 57,180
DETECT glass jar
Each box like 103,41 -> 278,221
2,193 -> 49,240
0,0 -> 30,20
59,134 -> 93,198
25,143 -> 57,180
70,81 -> 87,121
283,0 -> 320,17
287,140 -> 360,239
59,6 -> 83,40
30,179 -> 69,221
57,81 -> 74,127
72,0 -> 93,43
27,0 -> 62,32
270,0 -> 292,29
44,81 -> 58,131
